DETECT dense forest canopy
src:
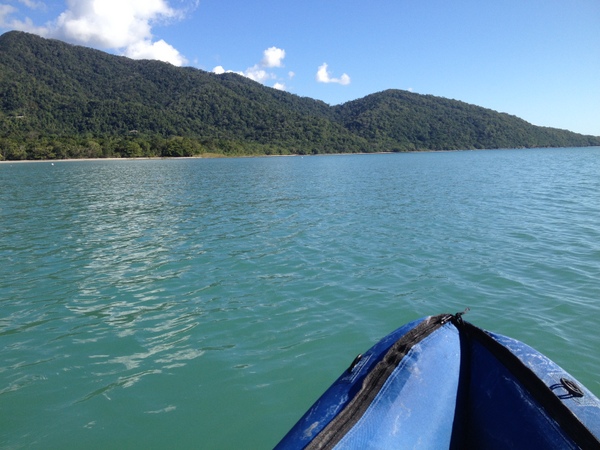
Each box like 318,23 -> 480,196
1,31 -> 599,160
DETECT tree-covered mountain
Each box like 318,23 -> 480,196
334,90 -> 600,151
1,31 -> 598,160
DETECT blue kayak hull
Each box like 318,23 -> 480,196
276,314 -> 600,449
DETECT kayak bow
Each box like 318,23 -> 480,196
276,313 -> 600,449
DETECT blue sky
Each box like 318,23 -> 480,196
1,0 -> 599,136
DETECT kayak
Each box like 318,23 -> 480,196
275,313 -> 600,449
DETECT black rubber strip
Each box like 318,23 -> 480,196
305,314 -> 452,450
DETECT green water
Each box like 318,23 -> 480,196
1,148 -> 599,449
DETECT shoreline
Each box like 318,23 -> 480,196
1,146 -> 597,164
0,152 -> 398,164
0,155 -> 229,164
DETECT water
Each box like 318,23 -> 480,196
1,148 -> 599,449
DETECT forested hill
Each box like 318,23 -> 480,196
1,31 -> 599,160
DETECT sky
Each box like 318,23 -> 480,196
1,0 -> 599,136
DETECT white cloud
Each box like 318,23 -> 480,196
213,46 -> 288,90
125,39 -> 186,66
244,64 -> 272,83
261,46 -> 285,68
2,0 -> 193,66
316,63 -> 351,85
0,4 -> 49,33
0,4 -> 17,23
211,65 -> 244,77
17,0 -> 45,9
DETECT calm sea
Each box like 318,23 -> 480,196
1,148 -> 599,449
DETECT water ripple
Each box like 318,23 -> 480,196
1,150 -> 599,448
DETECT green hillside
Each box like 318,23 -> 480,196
334,90 -> 600,151
1,31 -> 598,160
